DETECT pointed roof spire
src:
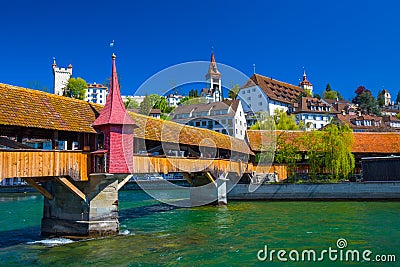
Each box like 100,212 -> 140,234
93,54 -> 136,126
300,68 -> 312,86
207,51 -> 220,76
52,57 -> 56,67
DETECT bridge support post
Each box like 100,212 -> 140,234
41,174 -> 121,238
189,172 -> 228,206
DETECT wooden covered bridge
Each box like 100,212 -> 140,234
0,54 -> 282,237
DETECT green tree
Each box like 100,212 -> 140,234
396,90 -> 400,105
377,90 -> 385,107
64,77 -> 87,100
228,84 -> 240,99
322,83 -> 343,100
325,83 -> 332,92
250,109 -> 298,130
323,90 -> 338,100
124,97 -> 140,109
321,124 -> 355,179
353,89 -> 380,115
273,109 -> 299,130
188,89 -> 199,98
314,93 -> 321,100
275,132 -> 302,178
301,124 -> 355,180
139,94 -> 161,115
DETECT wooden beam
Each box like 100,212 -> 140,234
205,172 -> 217,186
181,173 -> 194,186
56,177 -> 86,202
24,178 -> 53,200
117,174 -> 133,190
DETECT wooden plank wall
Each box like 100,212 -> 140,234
0,151 -> 89,181
252,164 -> 288,180
132,156 -> 251,175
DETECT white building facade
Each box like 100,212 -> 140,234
85,83 -> 108,104
239,74 -> 305,117
171,100 -> 247,140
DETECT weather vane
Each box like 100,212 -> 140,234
110,40 -> 115,54
253,64 -> 256,74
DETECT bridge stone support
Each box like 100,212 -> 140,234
41,173 -> 128,238
188,171 -> 229,206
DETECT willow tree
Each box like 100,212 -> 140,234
322,124 -> 355,179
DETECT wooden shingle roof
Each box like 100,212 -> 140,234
0,83 -> 252,155
0,83 -> 100,133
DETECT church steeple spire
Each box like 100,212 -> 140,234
205,52 -> 222,102
299,68 -> 313,96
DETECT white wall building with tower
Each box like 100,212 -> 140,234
52,58 -> 72,96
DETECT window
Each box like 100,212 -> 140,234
221,119 -> 226,124
229,129 -> 233,135
258,94 -> 262,98
240,121 -> 242,126
222,129 -> 227,134
247,89 -> 250,93
240,130 -> 243,135
202,121 -> 206,126
247,97 -> 251,100
252,88 -> 256,92
258,102 -> 262,106
242,91 -> 245,94
228,119 -> 233,125
240,111 -> 242,116
236,129 -> 238,134
196,121 -> 200,126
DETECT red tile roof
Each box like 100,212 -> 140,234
93,54 -> 136,127
293,96 -> 339,114
247,130 -> 400,154
241,74 -> 305,104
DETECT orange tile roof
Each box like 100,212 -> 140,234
0,83 -> 100,133
247,130 -> 400,154
0,83 -> 252,155
241,74 -> 305,104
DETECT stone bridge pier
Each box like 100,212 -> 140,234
41,174 -> 127,237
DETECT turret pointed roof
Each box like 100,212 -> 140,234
207,52 -> 221,76
93,54 -> 136,126
300,69 -> 312,86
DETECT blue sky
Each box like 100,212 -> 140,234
1,0 -> 400,100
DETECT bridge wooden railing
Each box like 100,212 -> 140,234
131,155 -> 252,175
0,151 -> 287,182
0,150 -> 90,182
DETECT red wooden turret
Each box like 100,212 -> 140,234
93,54 -> 136,173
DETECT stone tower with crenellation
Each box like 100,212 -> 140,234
52,58 -> 72,96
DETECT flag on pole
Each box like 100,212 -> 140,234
110,40 -> 115,48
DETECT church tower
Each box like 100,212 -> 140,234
205,52 -> 222,102
52,58 -> 72,96
299,70 -> 313,96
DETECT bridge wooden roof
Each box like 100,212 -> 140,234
247,130 -> 400,154
0,83 -> 252,155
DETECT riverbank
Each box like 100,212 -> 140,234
228,182 -> 400,200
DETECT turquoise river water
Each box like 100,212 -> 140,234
0,190 -> 399,266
